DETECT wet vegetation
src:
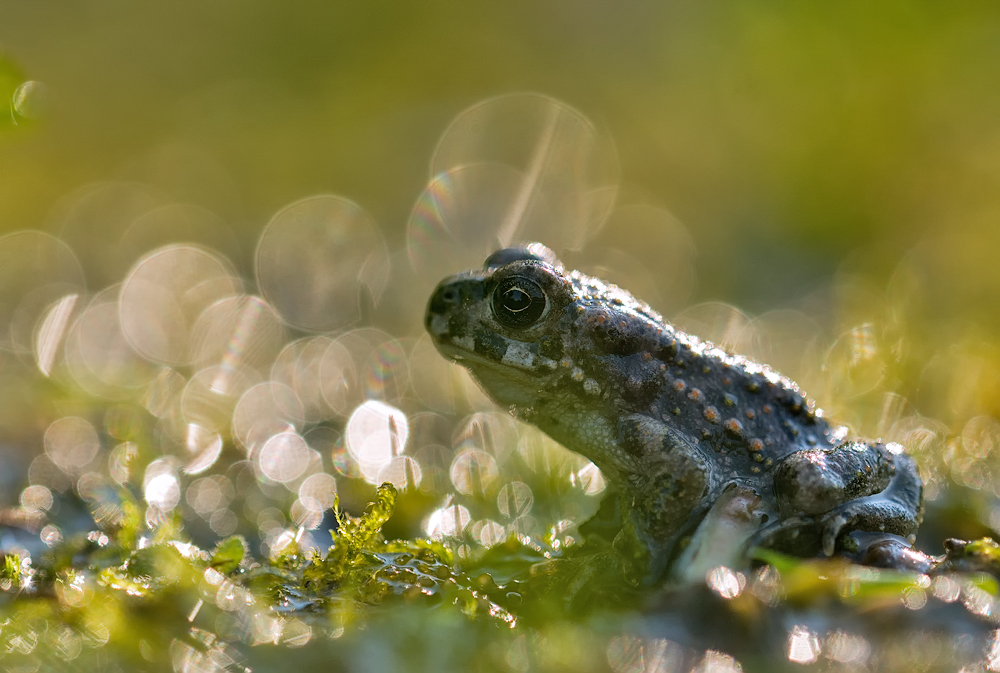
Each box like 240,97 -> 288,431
4,3 -> 1000,671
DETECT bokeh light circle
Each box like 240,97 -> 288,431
271,336 -> 338,423
426,92 -> 619,253
0,230 -> 85,353
117,203 -> 241,271
232,381 -> 304,454
257,432 -> 310,484
256,195 -> 389,332
143,459 -> 181,511
450,448 -> 499,497
823,324 -> 884,401
346,400 -> 409,484
190,295 -> 286,376
377,455 -> 422,492
181,364 -> 259,433
63,290 -> 159,396
298,473 -> 338,513
325,328 -> 410,409
120,244 -> 242,365
44,417 -> 101,474
407,163 -> 548,282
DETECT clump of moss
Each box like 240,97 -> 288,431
7,471 -> 1000,672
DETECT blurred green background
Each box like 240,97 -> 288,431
2,3 -> 998,305
3,2 -> 1000,528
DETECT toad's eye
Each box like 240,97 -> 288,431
492,277 -> 546,328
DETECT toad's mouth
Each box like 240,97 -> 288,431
430,338 -> 546,409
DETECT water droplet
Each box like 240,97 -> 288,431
304,426 -> 358,479
109,442 -> 138,485
186,476 -> 231,516
407,163 -> 545,282
453,412 -> 519,464
573,461 -> 606,495
12,80 -> 47,119
787,625 -> 820,664
962,416 -> 1000,459
425,503 -> 471,538
327,328 -> 410,409
210,509 -> 238,536
20,485 -> 53,513
606,635 -> 644,673
290,499 -> 323,530
181,425 -> 224,475
706,566 -> 745,599
34,293 -> 80,376
63,289 -> 159,397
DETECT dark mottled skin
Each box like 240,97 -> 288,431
426,244 -> 923,578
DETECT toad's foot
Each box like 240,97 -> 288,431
755,441 -> 923,557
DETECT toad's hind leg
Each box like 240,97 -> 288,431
771,441 -> 923,556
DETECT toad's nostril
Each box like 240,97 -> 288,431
427,285 -> 458,318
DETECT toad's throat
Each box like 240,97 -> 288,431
432,338 -> 546,409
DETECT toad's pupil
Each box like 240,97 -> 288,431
504,288 -> 530,312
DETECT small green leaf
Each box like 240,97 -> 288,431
210,536 -> 247,575
1,554 -> 21,584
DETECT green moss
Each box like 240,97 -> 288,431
2,471 -> 999,672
